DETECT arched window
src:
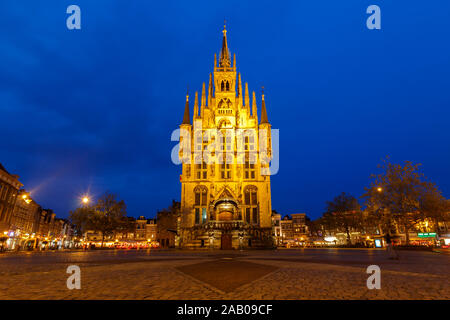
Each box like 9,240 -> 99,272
243,186 -> 258,224
220,80 -> 230,92
194,186 -> 208,224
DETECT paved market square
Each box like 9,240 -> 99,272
0,248 -> 448,300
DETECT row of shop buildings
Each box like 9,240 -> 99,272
271,211 -> 450,248
272,213 -> 310,247
83,208 -> 450,250
0,162 -> 173,251
0,160 -> 175,251
0,163 -> 75,251
82,201 -> 179,249
83,216 -> 160,249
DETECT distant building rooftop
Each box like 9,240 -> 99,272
0,163 -> 10,174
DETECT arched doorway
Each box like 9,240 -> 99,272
214,197 -> 238,250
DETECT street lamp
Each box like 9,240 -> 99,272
19,192 -> 32,204
81,195 -> 90,208
377,187 -> 383,192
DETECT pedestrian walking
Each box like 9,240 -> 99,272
385,232 -> 399,259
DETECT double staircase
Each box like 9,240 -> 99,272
181,220 -> 274,249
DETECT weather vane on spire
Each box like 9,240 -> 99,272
223,19 -> 227,36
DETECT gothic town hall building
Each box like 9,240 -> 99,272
178,25 -> 274,249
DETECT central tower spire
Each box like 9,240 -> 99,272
219,22 -> 231,68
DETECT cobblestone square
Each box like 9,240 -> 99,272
0,249 -> 448,300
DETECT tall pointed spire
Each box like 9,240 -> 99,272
252,91 -> 257,118
238,73 -> 243,107
201,83 -> 206,107
194,91 -> 199,118
219,22 -> 231,68
260,87 -> 269,124
182,92 -> 191,125
245,82 -> 250,111
201,83 -> 206,118
208,73 -> 213,106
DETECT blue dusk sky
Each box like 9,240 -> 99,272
0,1 -> 449,219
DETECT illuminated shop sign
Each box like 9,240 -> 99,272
417,233 -> 436,238
374,239 -> 382,248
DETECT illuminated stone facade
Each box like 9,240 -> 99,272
178,25 -> 273,249
0,163 -> 22,234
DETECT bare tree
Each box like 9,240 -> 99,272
420,187 -> 450,235
69,206 -> 94,236
363,158 -> 432,244
92,192 -> 127,247
324,192 -> 361,245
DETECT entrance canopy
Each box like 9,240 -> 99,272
214,198 -> 238,221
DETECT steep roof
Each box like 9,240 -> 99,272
182,94 -> 191,125
0,163 -> 10,174
219,24 -> 231,67
260,94 -> 269,124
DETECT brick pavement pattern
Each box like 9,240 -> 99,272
0,249 -> 448,299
